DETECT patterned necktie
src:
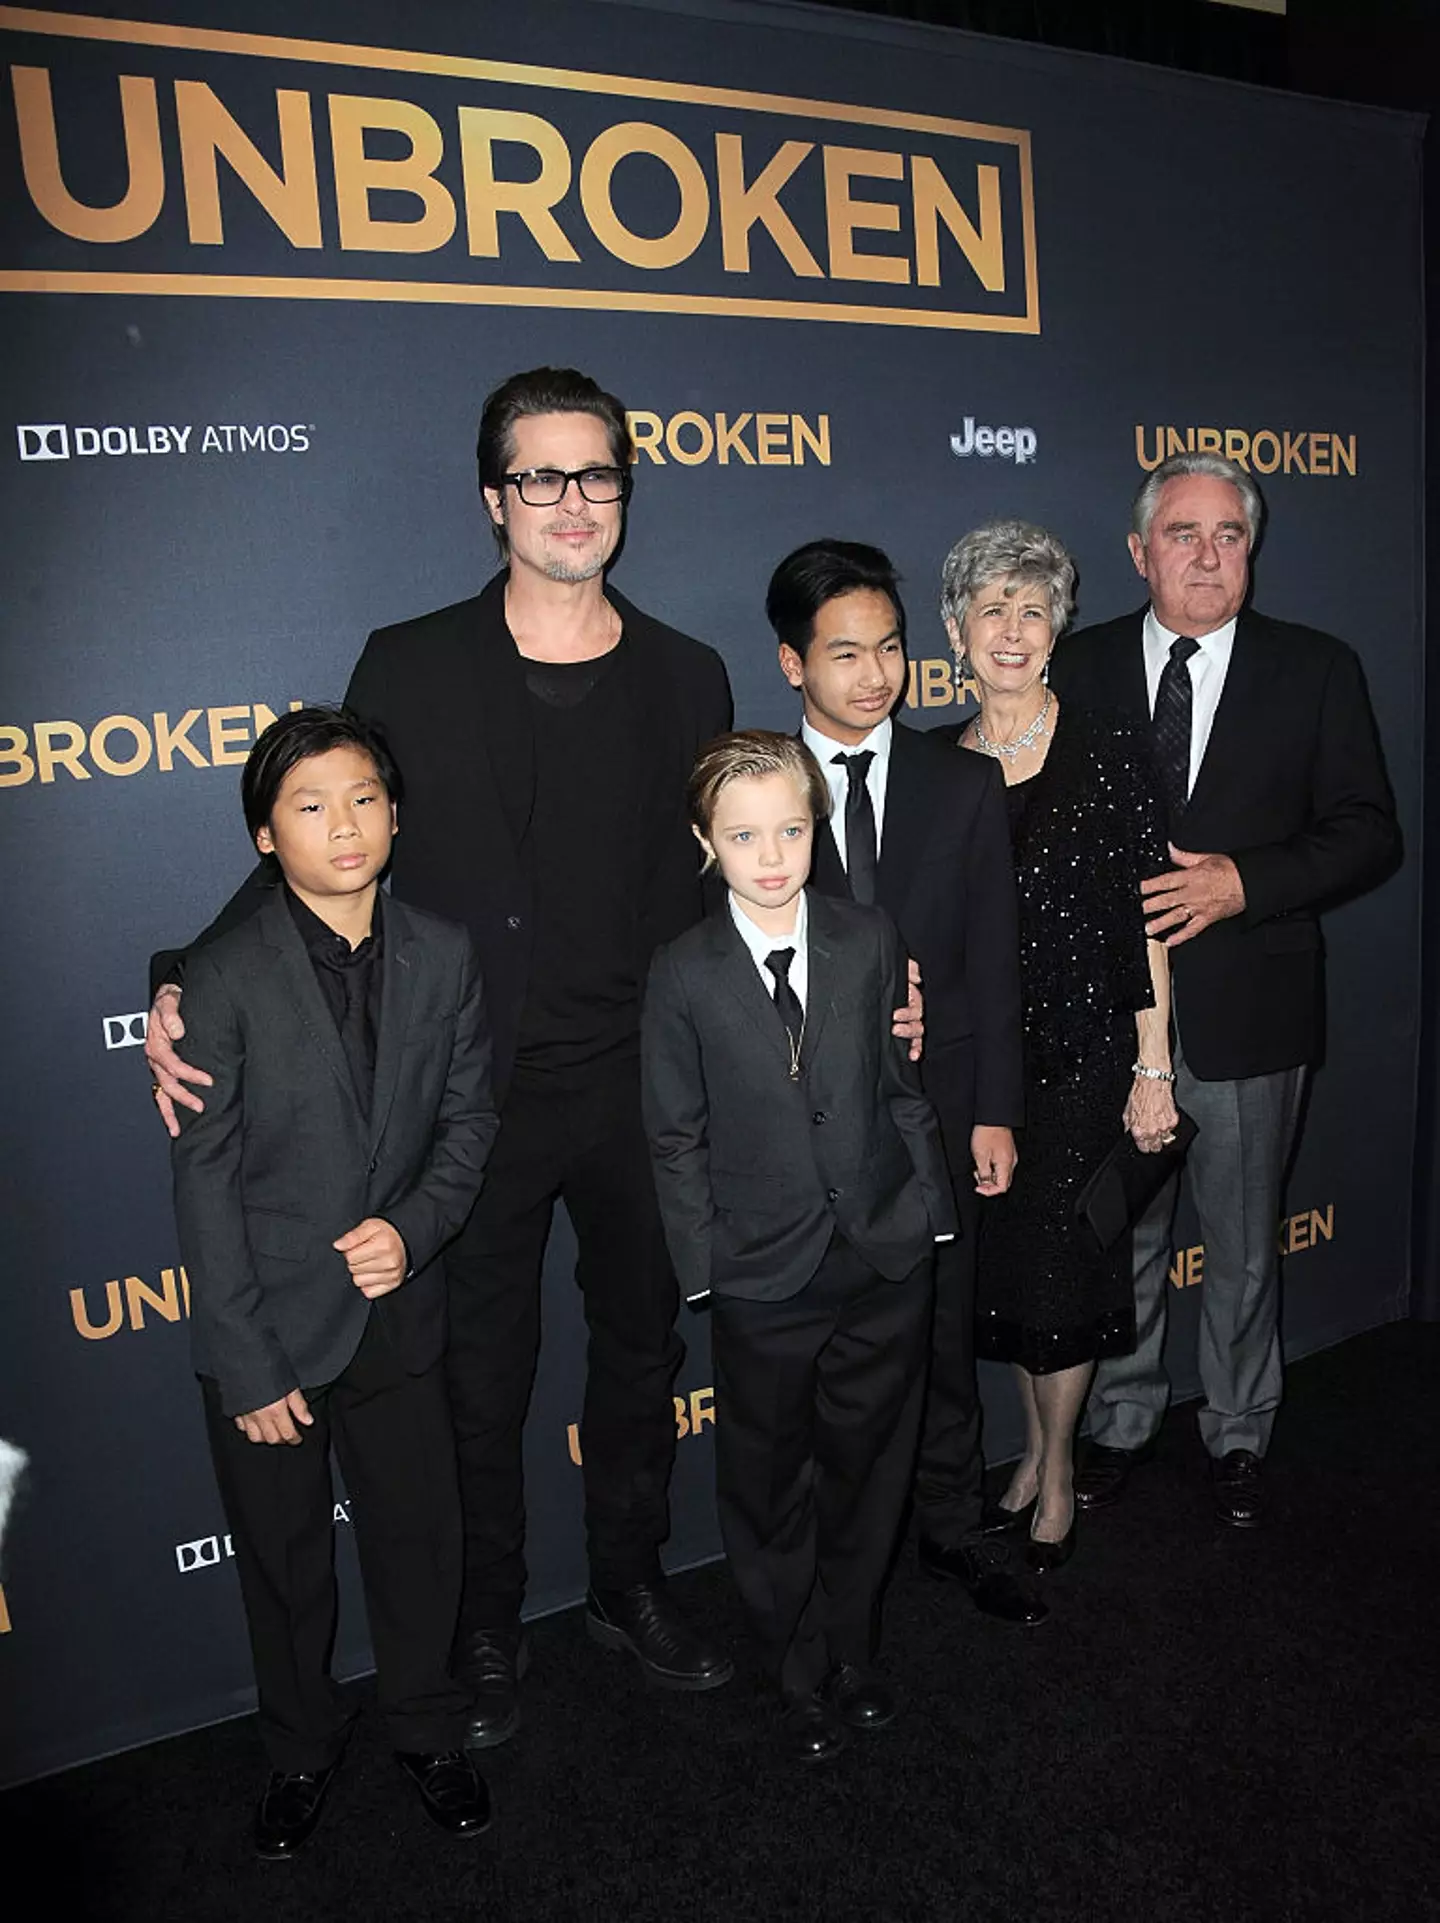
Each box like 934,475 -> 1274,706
764,947 -> 805,1074
1152,635 -> 1200,824
835,750 -> 878,905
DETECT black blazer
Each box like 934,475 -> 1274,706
641,890 -> 958,1304
809,720 -> 1024,1139
171,892 -> 498,1416
155,573 -> 733,1101
1050,607 -> 1400,1078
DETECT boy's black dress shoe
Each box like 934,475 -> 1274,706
586,1582 -> 735,1689
395,1749 -> 491,1836
779,1692 -> 848,1765
457,1625 -> 529,1749
1210,1449 -> 1264,1529
1073,1441 -> 1155,1511
824,1664 -> 896,1732
917,1538 -> 1049,1625
252,1762 -> 338,1860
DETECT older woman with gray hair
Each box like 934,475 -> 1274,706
940,519 -> 1176,1572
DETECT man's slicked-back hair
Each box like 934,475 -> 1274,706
764,539 -> 906,659
687,730 -> 831,871
476,366 -> 631,491
242,705 -> 403,842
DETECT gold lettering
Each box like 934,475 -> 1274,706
754,412 -> 790,464
690,1386 -> 715,1433
0,726 -> 36,787
1282,430 -> 1308,475
1195,428 -> 1222,455
13,66 -> 163,243
665,411 -> 714,465
674,1394 -> 690,1440
89,714 -> 152,778
35,721 -> 89,784
919,659 -> 954,708
1333,436 -> 1357,477
792,415 -> 831,465
714,134 -> 821,277
251,701 -> 305,735
176,82 -> 320,248
1310,1204 -> 1334,1243
566,1423 -> 583,1466
1251,430 -> 1281,475
581,123 -> 709,270
0,1583 -> 10,1634
207,705 -> 252,766
1165,428 -> 1190,458
824,146 -> 909,284
126,1269 -> 182,1329
1224,429 -> 1251,469
70,1280 -> 124,1340
627,411 -> 666,464
1309,431 -> 1332,476
154,709 -> 208,771
912,156 -> 1002,291
1135,427 -> 1164,472
714,413 -> 756,465
458,107 -> 579,261
329,95 -> 456,253
1168,1244 -> 1204,1289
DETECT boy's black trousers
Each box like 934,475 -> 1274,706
711,1234 -> 935,1701
201,1310 -> 470,1773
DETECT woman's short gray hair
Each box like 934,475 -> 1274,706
1132,453 -> 1263,546
939,519 -> 1077,638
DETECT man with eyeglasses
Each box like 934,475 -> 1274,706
146,367 -> 736,1745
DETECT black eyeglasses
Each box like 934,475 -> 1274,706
500,465 -> 632,507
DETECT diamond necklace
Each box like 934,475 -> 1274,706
972,688 -> 1052,761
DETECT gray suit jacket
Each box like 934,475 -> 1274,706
641,890 -> 957,1303
171,889 -> 498,1415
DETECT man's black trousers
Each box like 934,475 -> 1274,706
443,1056 -> 683,1631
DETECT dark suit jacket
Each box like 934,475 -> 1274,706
1050,606 -> 1400,1078
641,890 -> 958,1303
809,721 -> 1024,1143
171,891 -> 498,1416
153,575 -> 732,1101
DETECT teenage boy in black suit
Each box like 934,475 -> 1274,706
642,732 -> 957,1765
172,708 -> 497,1857
765,542 -> 1041,1624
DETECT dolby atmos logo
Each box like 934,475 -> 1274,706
16,421 -> 314,462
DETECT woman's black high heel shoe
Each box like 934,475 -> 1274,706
978,1493 -> 1038,1537
1024,1514 -> 1076,1573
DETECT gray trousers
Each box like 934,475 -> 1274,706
1086,1040 -> 1306,1460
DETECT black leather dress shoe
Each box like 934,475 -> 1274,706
917,1538 -> 1049,1626
457,1625 -> 529,1749
824,1664 -> 896,1732
1074,1441 -> 1154,1511
586,1582 -> 735,1690
978,1494 -> 1038,1537
252,1762 -> 338,1860
779,1692 -> 848,1765
395,1749 -> 492,1837
1211,1448 -> 1264,1529
1024,1521 -> 1076,1574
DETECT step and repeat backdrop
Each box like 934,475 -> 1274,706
0,0 -> 1424,1784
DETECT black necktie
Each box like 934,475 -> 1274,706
835,750 -> 877,905
1152,636 -> 1200,824
764,947 -> 805,1073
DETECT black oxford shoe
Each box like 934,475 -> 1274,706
395,1749 -> 492,1837
1211,1448 -> 1265,1529
779,1692 -> 848,1765
586,1582 -> 735,1690
457,1625 -> 529,1749
1074,1441 -> 1155,1511
918,1538 -> 1049,1626
825,1664 -> 896,1732
252,1762 -> 338,1861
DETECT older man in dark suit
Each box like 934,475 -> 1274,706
1050,453 -> 1399,1527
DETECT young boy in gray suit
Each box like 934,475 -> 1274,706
641,732 -> 956,1764
171,708 -> 497,1855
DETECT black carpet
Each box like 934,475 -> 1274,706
4,1320 -> 1437,1922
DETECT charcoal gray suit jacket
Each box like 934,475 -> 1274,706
641,890 -> 957,1303
171,889 -> 498,1415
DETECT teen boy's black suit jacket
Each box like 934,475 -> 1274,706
808,719 -> 1024,1141
641,891 -> 958,1304
1050,607 -> 1400,1079
154,573 -> 733,1103
172,890 -> 498,1417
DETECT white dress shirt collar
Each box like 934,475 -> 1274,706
802,714 -> 893,871
729,887 -> 809,1011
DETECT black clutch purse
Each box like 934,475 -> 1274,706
1073,1110 -> 1198,1256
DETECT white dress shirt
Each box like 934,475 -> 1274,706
729,887 -> 809,1012
802,716 -> 892,871
1143,609 -> 1237,799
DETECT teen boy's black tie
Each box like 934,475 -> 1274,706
764,948 -> 805,1076
834,751 -> 878,906
1152,635 -> 1200,823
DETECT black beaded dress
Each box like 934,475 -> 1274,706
974,704 -> 1169,1375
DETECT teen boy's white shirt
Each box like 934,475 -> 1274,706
802,715 -> 892,872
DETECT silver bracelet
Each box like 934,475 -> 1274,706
1131,1061 -> 1176,1083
